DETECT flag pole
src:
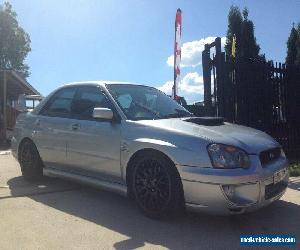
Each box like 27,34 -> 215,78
173,8 -> 182,100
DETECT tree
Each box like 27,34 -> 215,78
225,6 -> 243,58
225,6 -> 262,60
0,2 -> 31,78
240,8 -> 260,60
295,23 -> 300,66
286,25 -> 298,66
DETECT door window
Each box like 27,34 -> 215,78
72,87 -> 113,120
117,94 -> 132,109
41,87 -> 76,118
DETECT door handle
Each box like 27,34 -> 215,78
33,119 -> 41,135
71,123 -> 80,130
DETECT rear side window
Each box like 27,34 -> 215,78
41,87 -> 76,117
71,86 -> 113,119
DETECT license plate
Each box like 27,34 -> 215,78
274,168 -> 287,184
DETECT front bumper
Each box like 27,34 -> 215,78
177,155 -> 289,215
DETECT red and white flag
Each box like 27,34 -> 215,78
172,8 -> 182,99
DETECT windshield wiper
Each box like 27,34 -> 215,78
160,113 -> 182,118
160,109 -> 193,119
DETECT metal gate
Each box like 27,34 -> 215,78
201,37 -> 300,159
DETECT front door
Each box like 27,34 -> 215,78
66,86 -> 122,182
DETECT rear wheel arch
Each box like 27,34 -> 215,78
18,137 -> 35,161
18,137 -> 43,181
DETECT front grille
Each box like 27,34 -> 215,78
265,181 -> 288,200
259,148 -> 281,167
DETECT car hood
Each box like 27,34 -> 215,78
135,118 -> 280,154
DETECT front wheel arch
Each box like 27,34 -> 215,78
126,148 -> 185,217
126,148 -> 176,188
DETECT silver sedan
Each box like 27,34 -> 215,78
11,81 -> 289,218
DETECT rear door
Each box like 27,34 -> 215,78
34,87 -> 77,169
66,86 -> 122,182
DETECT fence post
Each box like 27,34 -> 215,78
202,44 -> 212,114
214,37 -> 224,117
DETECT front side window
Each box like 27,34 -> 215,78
107,84 -> 192,120
41,87 -> 76,117
117,94 -> 132,109
72,86 -> 113,119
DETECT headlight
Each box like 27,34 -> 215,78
207,144 -> 250,169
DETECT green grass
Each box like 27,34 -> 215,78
289,163 -> 300,177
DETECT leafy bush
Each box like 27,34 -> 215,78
289,163 -> 300,177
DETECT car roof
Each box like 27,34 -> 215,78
64,81 -> 151,88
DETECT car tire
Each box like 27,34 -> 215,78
19,140 -> 43,181
130,151 -> 184,219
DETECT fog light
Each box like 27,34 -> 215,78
221,183 -> 259,206
222,185 -> 235,200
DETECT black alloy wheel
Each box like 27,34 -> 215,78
20,140 -> 43,181
131,151 -> 184,219
134,158 -> 171,212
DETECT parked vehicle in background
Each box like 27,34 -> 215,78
11,81 -> 289,218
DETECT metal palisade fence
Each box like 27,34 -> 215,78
199,37 -> 300,159
227,59 -> 300,159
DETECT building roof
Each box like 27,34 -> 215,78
0,70 -> 41,100
9,70 -> 41,95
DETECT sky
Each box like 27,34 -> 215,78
3,0 -> 300,103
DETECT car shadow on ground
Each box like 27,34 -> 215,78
2,175 -> 79,199
7,176 -> 300,250
289,178 -> 300,191
0,142 -> 10,151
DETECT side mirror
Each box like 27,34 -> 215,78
92,107 -> 114,120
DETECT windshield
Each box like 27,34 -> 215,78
107,84 -> 192,121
